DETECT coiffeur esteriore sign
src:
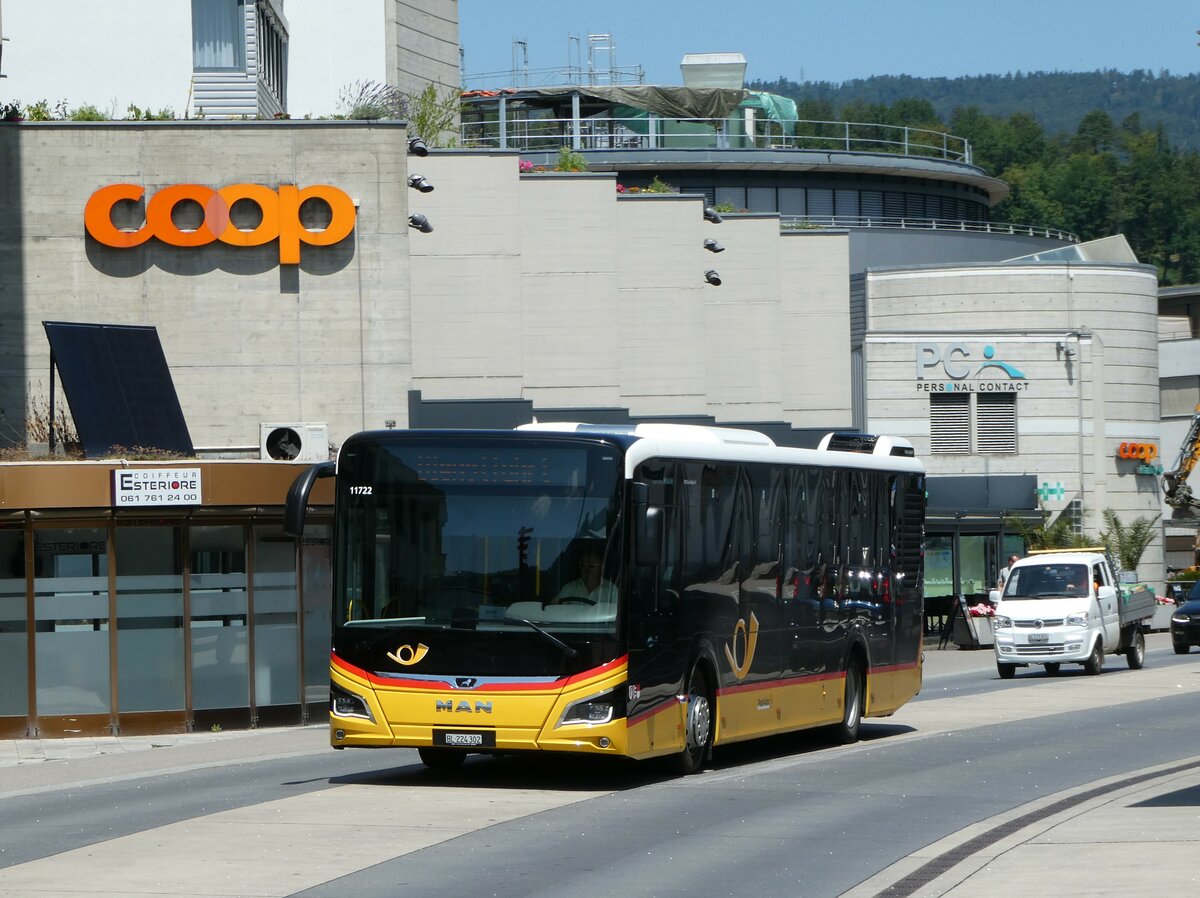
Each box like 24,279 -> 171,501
85,183 -> 356,264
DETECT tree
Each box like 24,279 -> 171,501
1099,509 -> 1159,575
406,83 -> 461,148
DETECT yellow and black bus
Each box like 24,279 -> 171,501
285,423 -> 926,773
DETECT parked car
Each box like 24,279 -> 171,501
1170,581 -> 1200,654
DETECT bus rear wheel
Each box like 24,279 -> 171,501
676,665 -> 712,776
832,660 -> 864,744
418,747 -> 467,770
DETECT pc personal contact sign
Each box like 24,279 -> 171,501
85,183 -> 356,264
112,468 -> 202,507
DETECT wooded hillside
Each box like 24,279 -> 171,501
748,71 -> 1200,284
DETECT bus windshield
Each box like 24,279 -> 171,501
333,438 -> 623,642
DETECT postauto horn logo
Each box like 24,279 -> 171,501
85,183 -> 356,264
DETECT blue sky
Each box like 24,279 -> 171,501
458,0 -> 1200,87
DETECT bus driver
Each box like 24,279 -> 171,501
552,542 -> 617,605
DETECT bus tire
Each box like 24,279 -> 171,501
832,659 -> 864,744
418,747 -> 467,770
1125,629 -> 1145,670
676,664 -> 713,776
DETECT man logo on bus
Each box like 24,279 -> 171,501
387,643 -> 429,666
916,343 -> 1026,380
84,183 -> 356,265
724,613 -> 760,681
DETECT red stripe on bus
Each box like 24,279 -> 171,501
628,697 -> 679,726
331,652 -> 627,692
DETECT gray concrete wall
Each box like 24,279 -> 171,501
386,0 -> 460,99
405,157 -> 855,430
2,120 -> 411,451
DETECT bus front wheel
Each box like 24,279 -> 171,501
676,665 -> 712,776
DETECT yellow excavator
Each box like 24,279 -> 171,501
1164,403 -> 1200,570
1164,402 -> 1200,511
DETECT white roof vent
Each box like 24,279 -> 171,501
680,52 -> 747,89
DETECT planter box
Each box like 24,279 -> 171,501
953,615 -> 994,648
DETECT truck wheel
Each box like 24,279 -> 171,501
1083,639 -> 1104,675
997,662 -> 1016,680
1043,662 -> 1060,676
1125,629 -> 1145,670
675,664 -> 713,775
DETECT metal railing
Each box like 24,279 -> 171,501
780,216 -> 1078,242
459,115 -> 973,163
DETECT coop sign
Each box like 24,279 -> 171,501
112,468 -> 202,507
914,343 -> 1029,393
85,183 -> 356,264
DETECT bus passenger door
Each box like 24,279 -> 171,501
627,465 -> 687,757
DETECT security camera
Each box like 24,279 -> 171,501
408,214 -> 433,233
703,238 -> 725,253
704,270 -> 722,286
407,174 -> 434,192
703,206 -> 723,224
408,137 -> 429,157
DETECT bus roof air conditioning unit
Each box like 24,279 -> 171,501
260,423 -> 329,462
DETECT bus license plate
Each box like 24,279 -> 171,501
1029,633 -> 1049,644
433,730 -> 495,748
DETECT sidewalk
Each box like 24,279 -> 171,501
844,755 -> 1200,897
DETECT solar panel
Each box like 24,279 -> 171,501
42,321 -> 194,458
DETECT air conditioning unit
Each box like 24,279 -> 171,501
260,423 -> 329,462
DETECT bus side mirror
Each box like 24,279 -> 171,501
632,482 -> 663,566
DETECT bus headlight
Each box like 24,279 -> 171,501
558,688 -> 622,727
331,683 -> 375,721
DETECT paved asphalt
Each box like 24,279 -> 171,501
1,634 -> 1198,898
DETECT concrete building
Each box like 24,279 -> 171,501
859,248 -> 1163,604
1158,285 -> 1200,573
0,0 -> 459,120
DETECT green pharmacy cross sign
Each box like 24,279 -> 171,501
1038,481 -> 1065,502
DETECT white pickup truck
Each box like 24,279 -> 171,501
991,550 -> 1155,678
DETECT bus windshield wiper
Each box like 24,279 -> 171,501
512,618 -> 579,659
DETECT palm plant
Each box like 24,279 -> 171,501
1099,509 -> 1159,575
1005,505 -> 1091,551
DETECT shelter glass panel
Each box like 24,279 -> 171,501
116,526 -> 185,713
253,526 -> 299,707
0,527 -> 28,718
33,526 -> 111,716
190,525 -> 249,710
301,526 -> 333,707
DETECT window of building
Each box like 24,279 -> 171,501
930,393 -> 1018,455
976,393 -> 1018,453
1161,375 -> 1200,417
192,0 -> 247,71
930,393 -> 971,454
